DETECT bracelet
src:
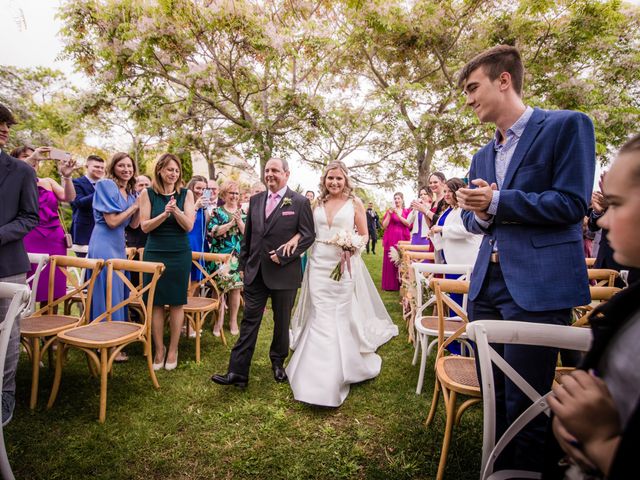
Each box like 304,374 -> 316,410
61,176 -> 72,181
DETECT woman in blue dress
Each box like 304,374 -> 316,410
88,153 -> 139,360
186,175 -> 210,283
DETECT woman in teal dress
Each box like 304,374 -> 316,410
208,180 -> 245,337
139,153 -> 195,371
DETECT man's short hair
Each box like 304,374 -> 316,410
86,154 -> 105,163
458,45 -> 525,96
0,104 -> 17,126
269,156 -> 289,172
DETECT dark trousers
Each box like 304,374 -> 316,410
366,231 -> 377,254
228,269 -> 296,377
469,263 -> 571,472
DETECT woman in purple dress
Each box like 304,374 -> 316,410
381,192 -> 411,291
408,187 -> 433,247
12,145 -> 76,304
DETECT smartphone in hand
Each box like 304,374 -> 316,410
43,147 -> 71,162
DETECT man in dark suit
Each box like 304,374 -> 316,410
70,154 -> 105,256
456,46 -> 595,471
365,202 -> 380,254
212,158 -> 315,387
0,104 -> 39,424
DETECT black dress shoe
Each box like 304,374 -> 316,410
211,372 -> 248,388
272,365 -> 288,383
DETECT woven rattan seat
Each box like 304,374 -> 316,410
440,356 -> 480,390
21,315 -> 79,337
61,322 -> 142,344
420,316 -> 466,335
185,297 -> 219,310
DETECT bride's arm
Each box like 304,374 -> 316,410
354,198 -> 369,244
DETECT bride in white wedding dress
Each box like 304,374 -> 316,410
285,161 -> 398,407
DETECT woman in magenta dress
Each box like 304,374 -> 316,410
381,192 -> 411,291
12,145 -> 76,304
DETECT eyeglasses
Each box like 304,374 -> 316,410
228,192 -> 240,195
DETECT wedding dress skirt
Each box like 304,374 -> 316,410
287,201 -> 398,407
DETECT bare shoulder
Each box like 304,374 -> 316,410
352,196 -> 365,212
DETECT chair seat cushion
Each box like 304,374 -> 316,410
59,322 -> 143,347
183,296 -> 219,311
418,316 -> 467,336
21,315 -> 80,337
437,356 -> 480,393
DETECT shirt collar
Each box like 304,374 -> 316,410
269,185 -> 288,199
494,106 -> 533,148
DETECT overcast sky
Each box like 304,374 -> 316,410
1,0 -> 625,201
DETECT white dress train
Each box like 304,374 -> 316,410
286,200 -> 398,407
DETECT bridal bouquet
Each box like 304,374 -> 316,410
327,230 -> 366,281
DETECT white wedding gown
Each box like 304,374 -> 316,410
286,200 -> 398,407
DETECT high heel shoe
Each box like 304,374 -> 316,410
164,352 -> 178,371
152,346 -> 166,371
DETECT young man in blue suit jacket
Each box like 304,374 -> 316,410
70,155 -> 105,255
456,46 -> 595,472
0,104 -> 39,424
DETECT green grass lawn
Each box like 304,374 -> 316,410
7,253 -> 482,479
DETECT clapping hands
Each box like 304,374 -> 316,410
165,196 -> 177,215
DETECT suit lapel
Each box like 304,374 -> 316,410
0,151 -> 17,191
485,142 -> 497,186
501,108 -> 545,189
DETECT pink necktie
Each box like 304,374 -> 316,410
265,193 -> 279,218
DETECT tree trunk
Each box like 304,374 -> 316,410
207,159 -> 217,180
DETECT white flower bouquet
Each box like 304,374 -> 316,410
326,230 -> 366,281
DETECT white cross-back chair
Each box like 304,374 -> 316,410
25,253 -> 49,317
412,262 -> 473,394
466,320 -> 593,480
0,282 -> 31,480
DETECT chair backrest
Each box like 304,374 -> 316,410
413,263 -> 473,319
190,252 -> 231,297
26,253 -> 49,316
572,286 -> 621,327
585,257 -> 596,268
466,320 -> 593,480
93,259 -> 165,331
125,247 -> 138,260
587,268 -> 619,287
36,256 -> 104,318
431,279 -> 470,356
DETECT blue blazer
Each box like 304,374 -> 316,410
0,150 -> 39,277
462,108 -> 595,311
70,175 -> 96,245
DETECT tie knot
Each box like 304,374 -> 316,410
270,193 -> 279,200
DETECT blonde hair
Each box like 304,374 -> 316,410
317,161 -> 355,203
219,180 -> 240,201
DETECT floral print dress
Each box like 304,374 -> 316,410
207,206 -> 246,291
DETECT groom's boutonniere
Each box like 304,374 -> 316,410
282,197 -> 293,207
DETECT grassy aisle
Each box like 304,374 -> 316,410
7,252 -> 481,479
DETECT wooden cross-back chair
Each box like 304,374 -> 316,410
63,248 -> 138,316
47,258 -> 164,423
411,263 -> 473,394
21,255 -> 103,409
401,251 -> 437,344
0,283 -> 31,480
585,257 -> 596,268
573,286 -> 621,328
425,278 -> 481,480
587,268 -> 619,287
182,252 -> 231,362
